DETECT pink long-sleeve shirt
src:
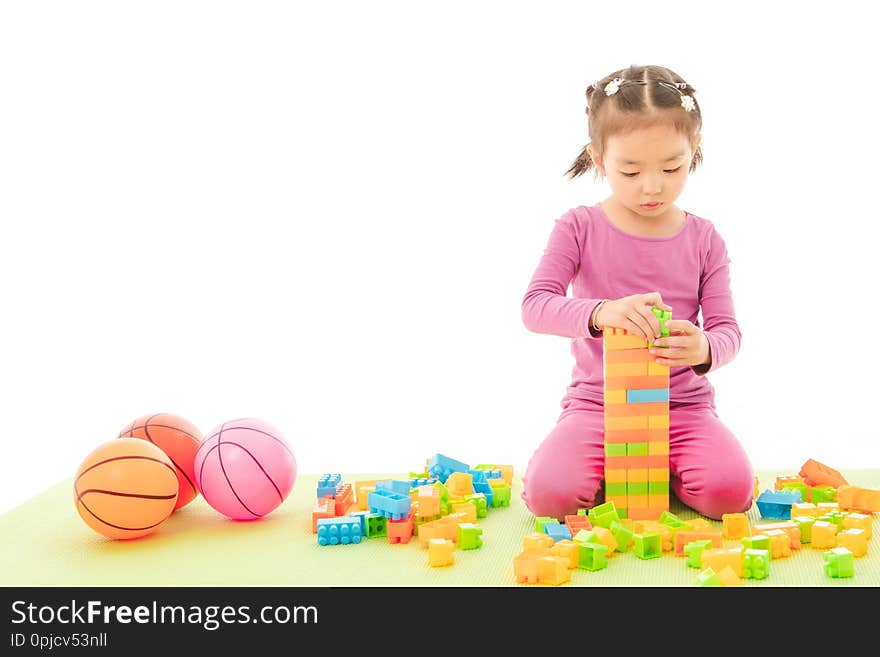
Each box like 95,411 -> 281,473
522,202 -> 741,407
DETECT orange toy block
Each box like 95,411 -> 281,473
445,472 -> 474,498
799,459 -> 848,488
418,517 -> 458,548
550,539 -> 580,569
765,529 -> 792,558
428,538 -> 455,567
312,495 -> 336,533
388,510 -> 415,544
451,501 -> 477,524
717,565 -> 743,586
702,547 -> 744,578
836,528 -> 868,557
415,486 -> 441,518
811,521 -> 839,549
751,521 -> 801,550
775,474 -> 806,491
722,513 -> 749,539
837,485 -> 880,513
513,548 -> 550,584
523,532 -> 555,553
634,520 -> 673,551
841,512 -> 872,539
591,526 -> 618,557
565,514 -> 592,536
687,518 -> 714,532
627,507 -> 663,521
537,555 -> 572,585
334,483 -> 354,516
674,530 -> 723,556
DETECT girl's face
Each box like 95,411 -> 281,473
590,123 -> 699,219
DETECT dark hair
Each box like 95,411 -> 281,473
565,64 -> 703,180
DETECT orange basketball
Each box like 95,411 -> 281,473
118,413 -> 203,510
74,438 -> 179,540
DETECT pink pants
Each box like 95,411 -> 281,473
521,397 -> 754,521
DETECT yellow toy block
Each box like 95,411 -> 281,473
687,518 -> 714,532
605,362 -> 649,377
716,565 -> 743,587
428,538 -> 455,567
648,467 -> 670,482
523,532 -> 554,553
791,502 -> 819,517
549,539 -> 579,569
836,528 -> 868,557
765,529 -> 792,558
451,501 -> 477,524
816,502 -> 840,516
605,415 -> 649,431
648,440 -> 669,455
633,520 -> 673,551
648,493 -> 669,509
628,469 -> 648,482
775,474 -> 806,491
513,549 -> 550,584
445,472 -> 474,498
701,547 -> 744,578
355,482 -> 377,511
605,469 -> 627,483
841,512 -> 872,539
604,389 -> 627,404
591,526 -> 619,557
722,513 -> 749,540
628,495 -> 648,509
605,494 -> 627,509
603,327 -> 649,350
419,517 -> 458,548
536,555 -> 572,586
811,521 -> 838,549
648,414 -> 669,429
647,360 -> 669,375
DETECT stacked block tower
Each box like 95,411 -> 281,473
602,306 -> 672,520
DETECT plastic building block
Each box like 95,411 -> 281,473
695,567 -> 722,587
588,501 -> 621,529
488,480 -> 511,507
755,489 -> 801,519
534,516 -> 556,533
415,486 -> 442,518
811,521 -> 838,549
472,479 -> 495,508
565,514 -> 592,536
428,538 -> 455,567
576,527 -> 617,557
841,512 -> 872,539
376,479 -> 412,496
354,480 -> 377,511
549,539 -> 579,569
809,485 -> 836,504
799,459 -> 847,488
317,473 -> 342,499
837,485 -> 880,513
387,510 -> 415,544
457,523 -> 483,550
765,529 -> 792,558
742,534 -> 770,551
514,549 -> 549,584
750,522 -> 801,550
576,542 -> 609,571
742,549 -> 770,580
445,472 -> 474,498
544,522 -> 572,543
536,555 -> 571,586
523,532 -> 555,553
722,513 -> 749,539
792,516 -> 815,544
362,512 -> 388,538
674,530 -> 722,556
316,516 -> 363,546
823,547 -> 854,578
312,495 -> 337,533
334,483 -> 353,516
816,502 -> 840,516
419,517 -> 458,548
450,501 -> 477,524
633,533 -> 662,559
427,454 -> 470,483
609,520 -> 633,552
836,528 -> 867,557
465,493 -> 488,519
683,539 -> 714,568
633,520 -> 673,552
473,463 -> 514,485
716,565 -> 743,587
701,547 -> 744,577
791,502 -> 819,517
367,489 -> 412,520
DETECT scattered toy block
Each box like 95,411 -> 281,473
317,516 -> 363,546
836,528 -> 867,557
799,459 -> 847,488
823,547 -> 854,578
428,538 -> 455,567
722,512 -> 749,539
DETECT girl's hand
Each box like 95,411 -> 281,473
593,292 -> 673,342
649,319 -> 711,368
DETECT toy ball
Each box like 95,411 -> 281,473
194,417 -> 297,521
118,412 -> 203,510
74,438 -> 179,540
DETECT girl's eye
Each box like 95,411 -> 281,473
621,166 -> 682,178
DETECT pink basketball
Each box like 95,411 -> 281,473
194,417 -> 297,520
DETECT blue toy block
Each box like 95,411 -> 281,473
367,489 -> 412,520
756,489 -> 802,520
472,479 -> 494,507
316,473 -> 342,499
485,469 -> 502,479
409,476 -> 438,488
626,388 -> 670,403
468,469 -> 488,485
376,480 -> 412,496
427,454 -> 470,483
316,516 -> 363,546
544,522 -> 572,543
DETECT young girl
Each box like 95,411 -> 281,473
520,64 -> 753,521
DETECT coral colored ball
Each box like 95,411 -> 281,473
194,418 -> 297,520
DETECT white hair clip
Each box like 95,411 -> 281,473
680,95 -> 696,112
604,78 -> 623,96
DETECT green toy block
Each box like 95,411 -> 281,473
743,548 -> 770,580
605,443 -> 627,457
742,534 -> 771,551
605,482 -> 627,497
488,482 -> 511,508
576,542 -> 609,571
433,481 -> 450,504
695,567 -> 722,587
364,513 -> 388,538
823,547 -> 854,578
577,508 -> 587,516
792,516 -> 815,543
535,516 -> 556,533
457,523 -> 483,550
683,539 -> 714,568
410,471 -> 429,479
627,481 -> 649,496
780,481 -> 809,502
649,480 -> 670,495
573,529 -> 597,545
465,493 -> 487,518
627,442 -> 649,456
588,501 -> 620,529
810,486 -> 837,504
648,306 -> 672,347
633,533 -> 662,559
658,510 -> 691,530
820,511 -> 846,527
609,520 -> 633,552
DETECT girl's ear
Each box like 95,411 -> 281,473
587,144 -> 605,176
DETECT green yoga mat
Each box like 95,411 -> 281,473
1,470 -> 878,587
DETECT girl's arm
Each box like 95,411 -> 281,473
694,227 -> 742,374
521,212 -> 603,339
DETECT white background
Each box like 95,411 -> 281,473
2,2 -> 878,515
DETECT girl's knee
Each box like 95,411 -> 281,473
678,468 -> 754,520
521,461 -> 601,521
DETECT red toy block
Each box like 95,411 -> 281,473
334,483 -> 354,516
799,459 -> 848,488
565,514 -> 592,536
388,509 -> 415,544
312,495 -> 337,533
